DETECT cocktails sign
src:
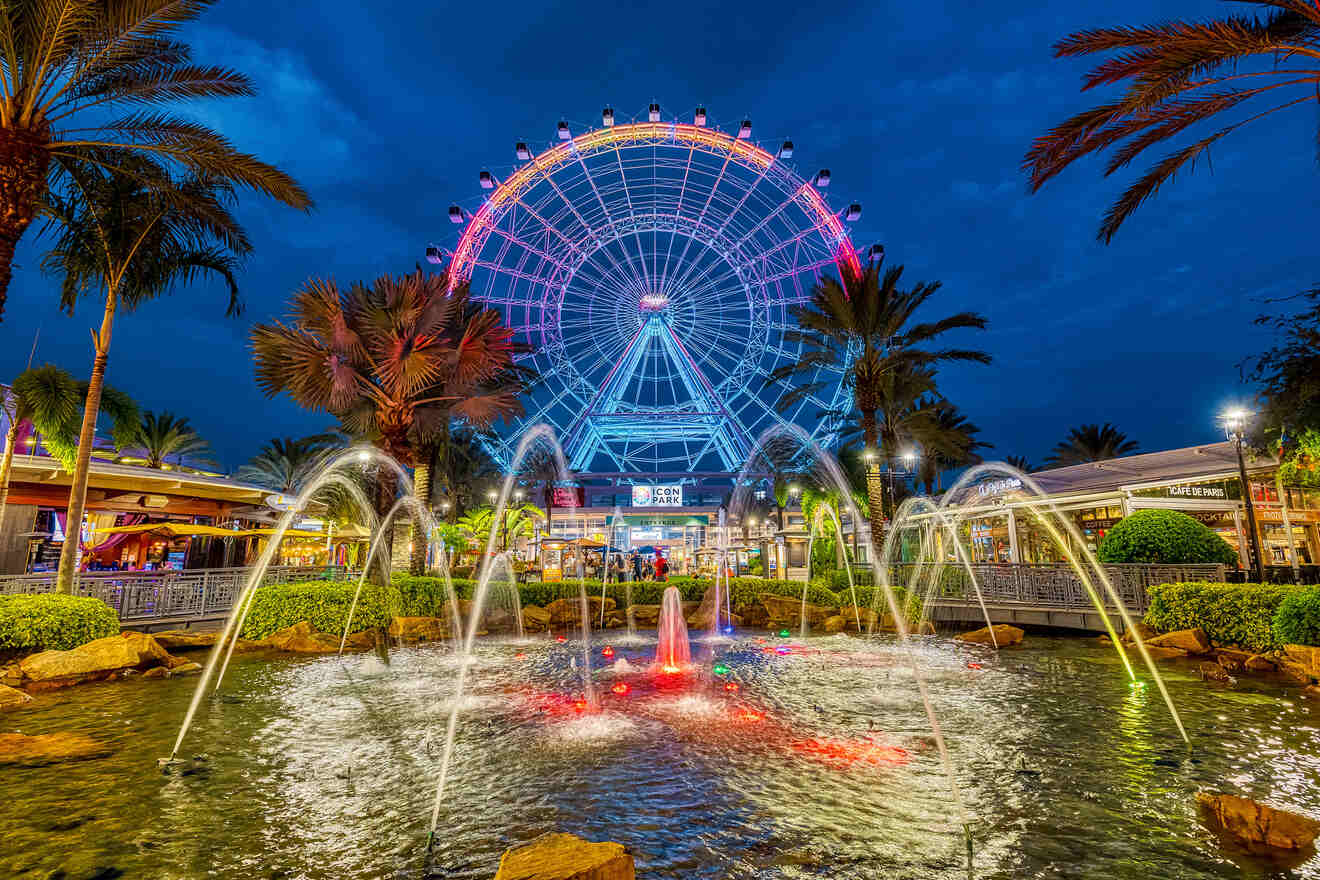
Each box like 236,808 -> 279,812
632,485 -> 683,507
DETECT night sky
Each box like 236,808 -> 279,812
2,0 -> 1312,473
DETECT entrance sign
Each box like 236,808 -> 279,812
632,485 -> 683,507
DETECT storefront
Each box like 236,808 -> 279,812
914,442 -> 1317,571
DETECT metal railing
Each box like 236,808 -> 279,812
0,565 -> 355,621
893,562 -> 1227,615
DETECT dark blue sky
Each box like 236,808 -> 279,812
3,0 -> 1312,472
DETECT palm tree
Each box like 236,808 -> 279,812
429,426 -> 502,522
236,433 -> 343,493
1,364 -> 139,518
1023,2 -> 1320,243
912,399 -> 986,495
1045,423 -> 1139,467
771,262 -> 989,553
1004,455 -> 1035,474
0,0 -> 310,319
43,158 -> 249,592
121,410 -> 214,470
251,269 -> 529,575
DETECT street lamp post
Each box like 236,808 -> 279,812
1222,409 -> 1265,583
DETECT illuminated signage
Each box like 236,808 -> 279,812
632,485 -> 683,507
1166,484 -> 1227,499
977,478 -> 1022,497
549,487 -> 585,508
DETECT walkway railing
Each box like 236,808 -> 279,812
0,565 -> 355,621
894,562 -> 1227,615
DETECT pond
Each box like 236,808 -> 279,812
3,631 -> 1318,879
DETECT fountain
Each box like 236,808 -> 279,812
654,586 -> 691,671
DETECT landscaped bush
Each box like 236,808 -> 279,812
1144,582 -> 1301,652
1273,587 -> 1320,647
1097,509 -> 1239,565
0,594 -> 119,652
240,581 -> 400,640
386,573 -> 922,625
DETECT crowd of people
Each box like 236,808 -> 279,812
560,548 -> 670,581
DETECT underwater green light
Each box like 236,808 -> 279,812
778,629 -> 790,638
713,663 -> 730,676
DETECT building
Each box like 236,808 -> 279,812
926,441 -> 1317,570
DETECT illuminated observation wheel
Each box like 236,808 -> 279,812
445,109 -> 862,474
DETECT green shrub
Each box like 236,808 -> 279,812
240,581 -> 400,640
1097,509 -> 1239,565
1144,581 -> 1300,652
0,594 -> 119,651
1273,588 -> 1320,647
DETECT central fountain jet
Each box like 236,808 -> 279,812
654,586 -> 691,672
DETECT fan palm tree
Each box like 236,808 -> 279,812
1045,423 -> 1139,467
120,410 -> 214,470
770,262 -> 989,553
1004,454 -> 1035,474
235,433 -> 343,493
0,0 -> 310,320
251,269 -> 529,575
1024,1 -> 1320,243
1,364 -> 138,517
429,426 -> 502,522
43,156 -> 250,593
912,399 -> 987,495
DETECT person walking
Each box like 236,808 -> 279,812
654,552 -> 668,582
631,551 -> 643,582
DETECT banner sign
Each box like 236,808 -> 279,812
632,484 -> 683,507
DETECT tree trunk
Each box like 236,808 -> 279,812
0,416 -> 18,517
56,291 -> 118,593
410,459 -> 431,575
860,408 -> 886,562
0,125 -> 52,322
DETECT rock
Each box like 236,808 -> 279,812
954,625 -> 1024,648
0,662 -> 22,687
142,666 -> 169,679
485,607 -> 517,633
1199,662 -> 1233,683
19,631 -> 174,686
1196,792 -> 1320,851
1143,645 -> 1189,661
522,605 -> 551,633
545,597 -> 615,626
1302,685 -> 1320,701
734,602 -> 769,628
170,661 -> 202,675
495,832 -> 635,880
822,615 -> 847,635
759,594 -> 835,629
1279,660 -> 1313,685
1216,654 -> 1243,674
627,604 -> 660,627
1244,654 -> 1276,673
0,732 -> 114,767
919,620 -> 937,635
343,630 -> 377,651
604,611 -> 626,628
1148,628 -> 1211,655
1283,645 -> 1320,678
0,684 -> 32,710
839,606 -> 879,631
1121,621 -> 1157,645
150,630 -> 219,651
259,621 -> 340,653
387,617 -> 447,643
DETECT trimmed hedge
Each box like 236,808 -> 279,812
240,581 -> 400,640
1098,509 -> 1239,565
388,573 -> 921,624
1274,588 -> 1320,647
0,594 -> 120,651
1144,582 -> 1304,653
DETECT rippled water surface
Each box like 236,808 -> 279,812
3,631 -> 1318,879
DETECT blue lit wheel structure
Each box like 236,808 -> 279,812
447,113 -> 861,473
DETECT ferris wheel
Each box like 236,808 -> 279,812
440,105 -> 865,474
